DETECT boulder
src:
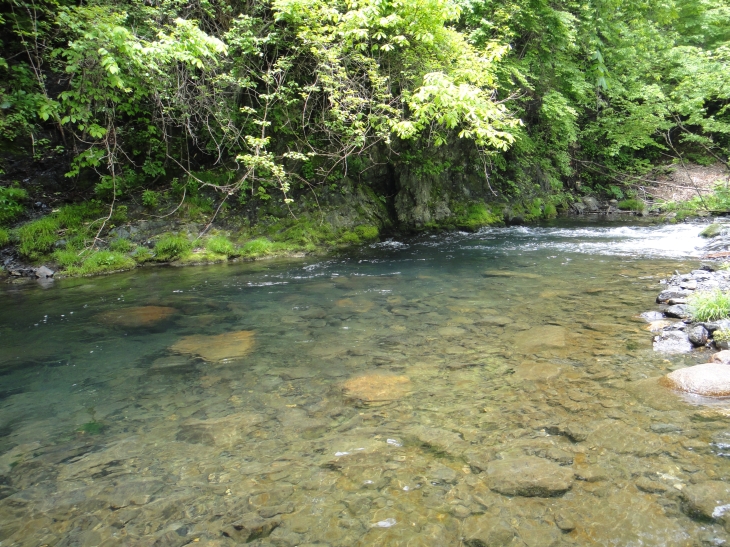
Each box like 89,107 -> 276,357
653,331 -> 693,354
582,196 -> 600,212
688,325 -> 709,346
34,266 -> 54,278
660,363 -> 730,396
485,457 -> 573,497
681,481 -> 730,521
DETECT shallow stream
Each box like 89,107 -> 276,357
1,221 -> 729,546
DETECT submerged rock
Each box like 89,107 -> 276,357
661,363 -> 730,396
98,305 -> 178,328
483,270 -> 541,280
514,326 -> 566,352
462,515 -> 515,546
681,481 -> 730,521
485,457 -> 573,497
222,513 -> 281,542
170,330 -> 255,362
342,374 -> 410,402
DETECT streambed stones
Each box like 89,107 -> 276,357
97,305 -> 178,328
485,457 -> 573,497
661,363 -> 730,397
169,330 -> 255,362
513,325 -> 566,352
342,374 -> 411,402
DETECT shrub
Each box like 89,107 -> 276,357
242,238 -> 273,256
543,202 -> 558,219
617,199 -> 644,212
687,289 -> 730,322
16,216 -> 60,259
0,228 -> 9,247
66,250 -> 135,276
205,235 -> 236,256
142,190 -> 159,209
0,186 -> 28,225
109,238 -> 135,253
154,234 -> 192,260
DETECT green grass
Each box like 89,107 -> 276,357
16,216 -> 60,259
65,250 -> 136,276
205,235 -> 237,257
0,228 -> 9,247
52,248 -> 86,269
154,234 -> 192,260
617,199 -> 644,212
241,237 -> 274,257
687,289 -> 730,322
109,238 -> 135,253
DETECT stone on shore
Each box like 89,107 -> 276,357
711,350 -> 730,364
664,304 -> 688,319
657,289 -> 691,303
688,324 -> 709,346
170,330 -> 255,362
660,363 -> 730,396
653,331 -> 692,354
485,457 -> 573,497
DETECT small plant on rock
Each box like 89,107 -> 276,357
687,290 -> 730,322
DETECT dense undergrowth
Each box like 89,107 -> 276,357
0,0 -> 729,275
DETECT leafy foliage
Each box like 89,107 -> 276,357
0,186 -> 28,225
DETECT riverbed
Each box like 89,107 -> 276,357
1,221 -> 728,546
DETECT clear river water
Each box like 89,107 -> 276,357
1,221 -> 729,546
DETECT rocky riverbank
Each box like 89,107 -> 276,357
648,265 -> 730,396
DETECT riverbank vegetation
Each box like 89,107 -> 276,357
1,0 -> 729,275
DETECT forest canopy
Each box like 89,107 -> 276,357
1,0 -> 729,205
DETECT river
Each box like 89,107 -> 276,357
0,221 -> 728,546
